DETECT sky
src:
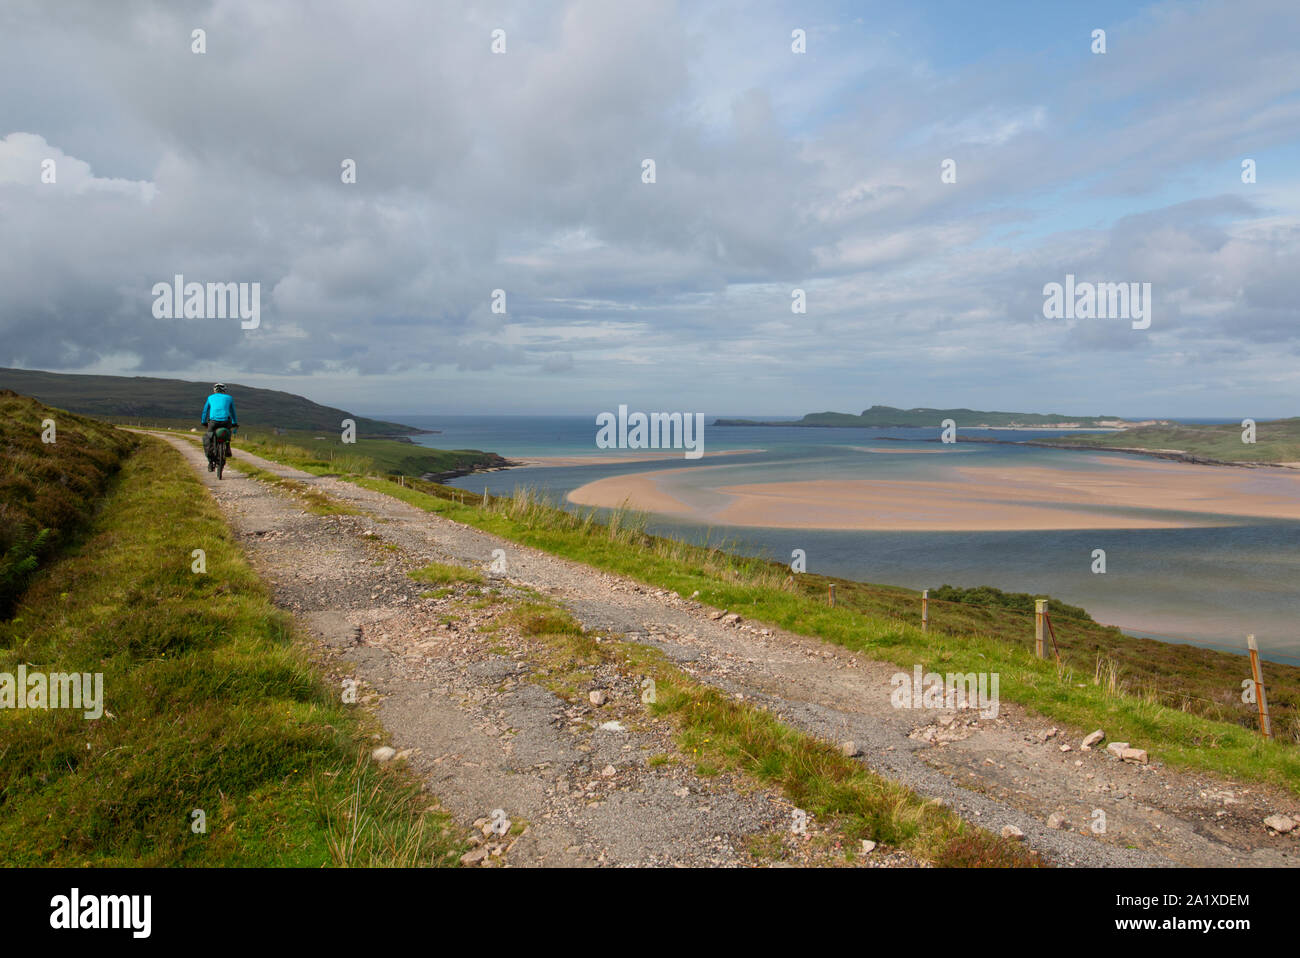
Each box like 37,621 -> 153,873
1,0 -> 1297,419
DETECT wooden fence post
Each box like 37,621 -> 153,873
1247,634 -> 1273,740
921,589 -> 929,632
1034,599 -> 1047,659
828,584 -> 836,607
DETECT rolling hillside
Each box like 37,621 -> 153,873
0,367 -> 422,437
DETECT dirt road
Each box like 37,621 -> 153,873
149,432 -> 1300,867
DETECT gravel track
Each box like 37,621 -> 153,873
147,432 -> 1300,868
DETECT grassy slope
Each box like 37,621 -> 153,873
1031,418 -> 1300,463
337,478 -> 1300,795
0,434 -> 461,866
792,579 -> 1299,735
0,367 -> 415,437
169,426 -> 504,479
0,390 -> 137,616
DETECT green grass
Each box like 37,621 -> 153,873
498,600 -> 585,638
408,561 -> 485,586
229,427 -> 503,479
1032,418 -> 1300,463
0,390 -> 137,616
0,435 -> 462,866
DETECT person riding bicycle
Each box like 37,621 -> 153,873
201,383 -> 238,471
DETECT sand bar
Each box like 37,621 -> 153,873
846,446 -> 965,455
566,454 -> 1300,530
509,448 -> 764,468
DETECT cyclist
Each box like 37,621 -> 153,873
201,383 -> 238,471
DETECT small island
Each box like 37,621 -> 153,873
715,405 -> 1165,429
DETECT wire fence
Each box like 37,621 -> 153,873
816,582 -> 1287,739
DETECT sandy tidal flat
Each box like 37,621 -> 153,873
566,455 -> 1300,530
510,448 -> 764,468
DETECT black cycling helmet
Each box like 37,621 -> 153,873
213,383 -> 227,393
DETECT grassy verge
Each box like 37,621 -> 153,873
0,436 -> 461,866
493,597 -> 1038,866
0,391 -> 137,615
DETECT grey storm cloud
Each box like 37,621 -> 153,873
0,0 -> 1298,415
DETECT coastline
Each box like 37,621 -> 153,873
714,419 -> 1154,430
501,448 -> 765,469
566,454 -> 1300,531
1023,438 -> 1300,470
880,434 -> 1300,471
419,453 -> 513,484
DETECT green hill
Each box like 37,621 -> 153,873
716,405 -> 1145,428
0,367 -> 422,437
1029,418 -> 1300,463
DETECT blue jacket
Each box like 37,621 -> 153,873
202,393 -> 237,425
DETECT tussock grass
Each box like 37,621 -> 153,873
0,436 -> 460,866
318,752 -> 457,867
408,561 -> 484,586
500,600 -> 586,638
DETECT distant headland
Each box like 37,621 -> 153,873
713,405 -> 1168,430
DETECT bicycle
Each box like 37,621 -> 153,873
211,426 -> 233,479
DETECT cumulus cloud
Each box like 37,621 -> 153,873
0,0 -> 1297,415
